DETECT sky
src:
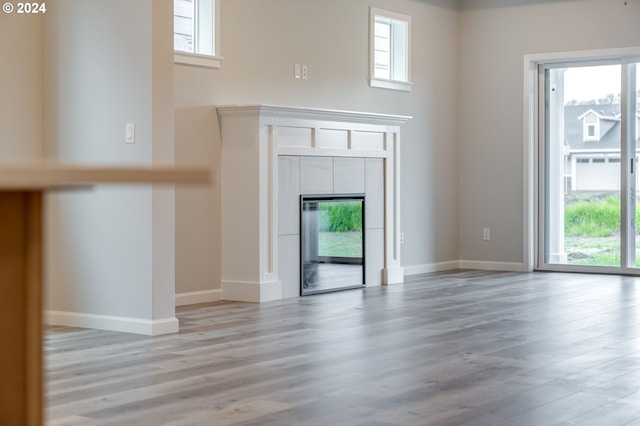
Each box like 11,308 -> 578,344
563,64 -> 622,104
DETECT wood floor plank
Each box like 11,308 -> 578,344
46,270 -> 640,425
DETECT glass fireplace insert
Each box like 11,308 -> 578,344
300,194 -> 365,296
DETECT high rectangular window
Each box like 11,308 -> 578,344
173,0 -> 221,69
369,7 -> 412,92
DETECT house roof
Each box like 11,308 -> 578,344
576,108 -> 620,122
565,103 -> 639,151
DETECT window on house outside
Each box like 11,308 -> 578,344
174,0 -> 221,69
369,8 -> 412,92
586,123 -> 597,140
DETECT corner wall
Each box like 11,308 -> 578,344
458,0 -> 640,269
42,0 -> 177,334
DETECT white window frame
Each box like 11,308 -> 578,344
523,47 -> 640,273
369,7 -> 412,92
174,0 -> 222,69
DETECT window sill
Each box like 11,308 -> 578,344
174,51 -> 222,69
369,77 -> 413,92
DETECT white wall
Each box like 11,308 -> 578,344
174,0 -> 461,298
6,0 -> 636,324
43,0 -> 177,334
174,107 -> 218,303
458,0 -> 640,268
0,12 -> 42,160
151,0 -> 178,324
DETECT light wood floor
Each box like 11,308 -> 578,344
46,270 -> 640,425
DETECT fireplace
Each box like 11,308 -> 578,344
217,105 -> 410,302
301,194 -> 365,295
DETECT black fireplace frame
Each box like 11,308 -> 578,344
300,194 -> 366,296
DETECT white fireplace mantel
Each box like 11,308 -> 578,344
217,105 -> 411,302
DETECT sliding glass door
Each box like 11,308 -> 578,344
540,60 -> 639,272
632,63 -> 640,268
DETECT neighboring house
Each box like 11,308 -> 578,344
564,103 -> 640,191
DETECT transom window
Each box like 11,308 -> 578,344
173,0 -> 221,69
369,7 -> 412,92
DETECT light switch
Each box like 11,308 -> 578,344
126,123 -> 135,144
294,64 -> 301,79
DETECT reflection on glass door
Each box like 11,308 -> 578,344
541,61 -> 639,271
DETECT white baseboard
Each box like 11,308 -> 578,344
221,279 -> 282,302
458,260 -> 528,272
175,289 -> 223,306
382,266 -> 405,284
403,260 -> 528,276
403,261 -> 460,276
45,310 -> 179,336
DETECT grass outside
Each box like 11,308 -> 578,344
316,201 -> 363,258
564,193 -> 640,267
318,231 -> 362,258
317,194 -> 638,265
565,235 -> 621,266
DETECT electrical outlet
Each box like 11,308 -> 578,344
302,64 -> 308,80
483,227 -> 491,241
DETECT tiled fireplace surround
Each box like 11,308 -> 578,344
217,105 -> 411,302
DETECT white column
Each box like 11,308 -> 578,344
219,109 -> 282,302
383,130 -> 404,284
